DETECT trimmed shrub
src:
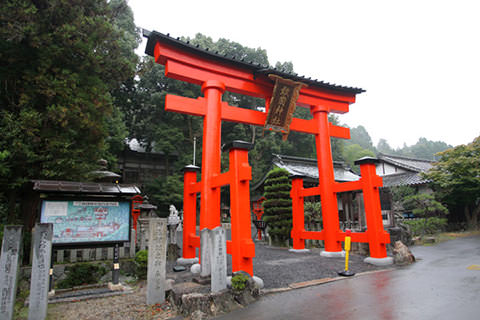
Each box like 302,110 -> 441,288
56,263 -> 107,289
404,217 -> 448,237
135,249 -> 148,280
263,168 -> 292,243
231,273 -> 249,292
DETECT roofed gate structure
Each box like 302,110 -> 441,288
144,30 -> 392,274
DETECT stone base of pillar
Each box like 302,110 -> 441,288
177,257 -> 199,265
190,263 -> 201,274
364,256 -> 394,266
252,276 -> 264,289
288,248 -> 310,253
320,250 -> 345,258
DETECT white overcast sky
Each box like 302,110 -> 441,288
129,0 -> 480,148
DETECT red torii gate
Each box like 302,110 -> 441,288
144,31 -> 391,275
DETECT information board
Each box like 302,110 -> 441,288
40,200 -> 130,246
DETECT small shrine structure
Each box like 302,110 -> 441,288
144,30 -> 392,274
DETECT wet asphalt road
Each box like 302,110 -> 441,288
215,235 -> 480,320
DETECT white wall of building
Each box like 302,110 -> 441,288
376,162 -> 408,176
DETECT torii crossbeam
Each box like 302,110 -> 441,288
144,30 -> 391,275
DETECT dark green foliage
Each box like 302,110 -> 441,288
304,202 -> 322,225
135,249 -> 148,280
390,185 -> 416,203
144,173 -> 183,214
376,137 -> 452,160
343,144 -> 376,173
402,193 -> 448,237
423,136 -> 480,229
0,0 -> 138,223
348,125 -> 375,152
403,217 -> 448,237
56,263 -> 107,289
263,168 -> 292,243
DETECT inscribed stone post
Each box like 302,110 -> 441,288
56,250 -> 64,263
139,219 -> 149,250
69,249 -> 77,263
28,223 -> 53,320
146,218 -> 167,305
200,228 -> 211,277
129,228 -> 136,258
209,227 -> 227,292
95,248 -> 103,261
0,226 -> 23,320
82,249 -> 90,261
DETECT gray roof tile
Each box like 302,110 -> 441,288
144,30 -> 365,95
378,154 -> 433,173
380,172 -> 429,188
272,154 -> 360,182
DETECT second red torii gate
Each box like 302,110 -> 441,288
144,30 -> 391,275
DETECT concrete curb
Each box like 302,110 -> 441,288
260,268 -> 395,295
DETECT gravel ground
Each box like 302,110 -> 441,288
252,243 -> 388,289
45,241 -> 391,319
47,281 -> 178,320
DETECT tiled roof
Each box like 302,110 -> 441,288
272,154 -> 360,182
378,153 -> 434,173
32,180 -> 141,195
143,30 -> 365,95
380,172 -> 430,188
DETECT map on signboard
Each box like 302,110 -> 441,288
40,200 -> 130,245
264,74 -> 307,140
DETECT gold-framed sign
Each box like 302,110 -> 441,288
264,74 -> 307,140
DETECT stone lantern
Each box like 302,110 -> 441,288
136,198 -> 158,250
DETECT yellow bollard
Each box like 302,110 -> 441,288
338,229 -> 355,277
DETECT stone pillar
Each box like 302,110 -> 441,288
209,227 -> 227,292
69,249 -> 77,263
200,228 -> 211,277
0,226 -> 23,320
95,248 -> 102,261
130,228 -> 136,258
146,218 -> 167,305
139,219 -> 149,251
28,223 -> 53,320
82,249 -> 90,261
56,250 -> 64,263
107,247 -> 113,260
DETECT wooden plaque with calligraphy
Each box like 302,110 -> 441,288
264,74 -> 307,140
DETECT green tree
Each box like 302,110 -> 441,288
376,138 -> 395,155
263,168 -> 292,244
408,137 -> 452,160
402,193 -> 448,237
329,114 -> 346,162
348,125 -> 375,152
423,137 -> 480,229
144,173 -> 184,214
343,144 -> 375,173
0,0 -> 138,223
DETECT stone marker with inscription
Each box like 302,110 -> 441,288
200,228 -> 211,277
0,226 -> 23,320
146,218 -> 167,305
28,223 -> 53,320
209,227 -> 227,292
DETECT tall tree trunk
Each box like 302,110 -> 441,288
6,189 -> 17,224
471,205 -> 480,229
464,205 -> 479,230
